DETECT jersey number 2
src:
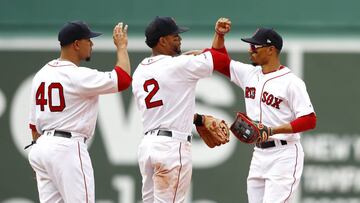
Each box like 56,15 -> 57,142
36,82 -> 66,112
143,79 -> 163,109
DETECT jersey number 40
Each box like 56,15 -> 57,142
35,82 -> 66,112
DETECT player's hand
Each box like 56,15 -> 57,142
215,17 -> 231,35
113,22 -> 128,49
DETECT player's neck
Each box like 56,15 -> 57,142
59,52 -> 80,66
152,47 -> 176,57
261,62 -> 282,74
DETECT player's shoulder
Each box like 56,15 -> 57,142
231,60 -> 259,69
34,59 -> 71,75
181,51 -> 212,61
282,67 -> 304,82
274,67 -> 302,83
46,59 -> 77,68
45,59 -> 96,73
139,55 -> 171,66
230,60 -> 261,75
282,68 -> 307,88
170,53 -> 204,65
136,54 -> 193,71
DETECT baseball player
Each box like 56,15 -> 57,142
27,21 -> 131,203
212,18 -> 317,202
132,16 -> 230,203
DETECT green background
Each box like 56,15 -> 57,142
1,48 -> 359,202
1,0 -> 360,202
2,0 -> 360,36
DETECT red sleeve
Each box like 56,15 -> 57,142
114,66 -> 132,91
203,48 -> 231,78
29,124 -> 36,131
211,46 -> 228,55
290,113 -> 317,133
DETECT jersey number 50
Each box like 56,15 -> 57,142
35,82 -> 66,112
143,78 -> 163,109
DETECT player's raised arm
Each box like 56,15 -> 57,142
212,17 -> 231,50
113,22 -> 131,75
197,18 -> 232,78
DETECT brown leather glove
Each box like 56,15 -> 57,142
194,113 -> 230,148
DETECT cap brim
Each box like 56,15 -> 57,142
241,37 -> 262,45
175,26 -> 190,34
89,31 -> 102,38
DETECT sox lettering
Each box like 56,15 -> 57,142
245,87 -> 283,109
261,91 -> 283,109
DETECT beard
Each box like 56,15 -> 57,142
251,62 -> 258,66
174,46 -> 181,55
85,57 -> 91,62
172,43 -> 181,55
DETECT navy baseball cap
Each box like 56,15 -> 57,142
58,21 -> 102,46
145,16 -> 189,48
241,28 -> 283,51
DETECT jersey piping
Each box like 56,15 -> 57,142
172,142 -> 183,203
259,71 -> 291,123
284,144 -> 299,203
77,142 -> 89,203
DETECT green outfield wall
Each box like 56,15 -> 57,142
1,38 -> 360,203
2,0 -> 360,36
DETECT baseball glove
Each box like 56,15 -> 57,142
230,112 -> 272,144
194,114 -> 230,148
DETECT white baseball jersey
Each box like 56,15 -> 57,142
132,51 -> 214,134
229,61 -> 315,141
28,58 -> 127,203
29,59 -> 120,139
229,60 -> 314,203
133,51 -> 214,203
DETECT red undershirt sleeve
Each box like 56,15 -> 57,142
203,48 -> 231,77
114,66 -> 132,91
290,113 -> 317,133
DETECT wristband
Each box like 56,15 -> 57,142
193,114 -> 204,126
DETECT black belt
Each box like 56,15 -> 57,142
145,130 -> 191,142
255,140 -> 287,149
25,130 -> 85,149
51,130 -> 86,143
54,130 -> 72,138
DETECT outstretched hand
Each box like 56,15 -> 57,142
215,17 -> 231,35
113,22 -> 128,49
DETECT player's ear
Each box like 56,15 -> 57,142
267,46 -> 276,56
72,40 -> 81,50
158,36 -> 167,47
